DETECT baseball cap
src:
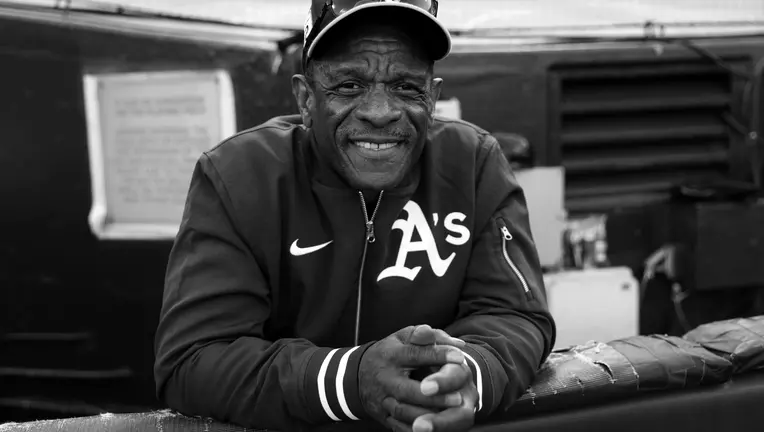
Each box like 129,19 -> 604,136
302,0 -> 451,67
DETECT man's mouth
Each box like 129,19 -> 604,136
351,140 -> 402,151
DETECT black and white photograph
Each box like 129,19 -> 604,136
1,1 -> 764,431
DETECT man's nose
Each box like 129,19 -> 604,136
355,86 -> 403,128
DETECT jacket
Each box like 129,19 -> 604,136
154,114 -> 556,431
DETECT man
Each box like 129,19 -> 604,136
154,1 -> 556,431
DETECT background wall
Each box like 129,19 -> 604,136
0,16 -> 298,420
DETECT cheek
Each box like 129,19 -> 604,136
310,103 -> 341,141
323,99 -> 355,131
407,96 -> 433,117
409,104 -> 433,131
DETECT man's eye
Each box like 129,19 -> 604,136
396,84 -> 422,93
337,83 -> 362,93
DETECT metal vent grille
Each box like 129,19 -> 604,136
548,59 -> 749,214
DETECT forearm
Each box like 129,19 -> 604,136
447,310 -> 554,417
158,336 -> 374,430
161,337 -> 303,428
448,135 -> 557,417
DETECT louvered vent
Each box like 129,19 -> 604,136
549,59 -> 748,214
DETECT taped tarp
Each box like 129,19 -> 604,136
505,334 -> 733,417
0,411 -> 260,432
3,321 -> 761,431
683,315 -> 764,374
0,338 -> 734,431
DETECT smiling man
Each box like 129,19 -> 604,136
154,1 -> 555,432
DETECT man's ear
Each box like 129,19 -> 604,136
429,78 -> 443,119
291,74 -> 314,128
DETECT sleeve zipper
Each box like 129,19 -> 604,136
498,218 -> 533,300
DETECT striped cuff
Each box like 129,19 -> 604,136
304,345 -> 371,422
461,344 -> 494,416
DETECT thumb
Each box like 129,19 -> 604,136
412,413 -> 436,432
409,325 -> 438,346
409,325 -> 466,348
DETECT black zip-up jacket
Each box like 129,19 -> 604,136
154,115 -> 556,431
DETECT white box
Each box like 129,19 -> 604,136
514,167 -> 565,268
544,267 -> 640,350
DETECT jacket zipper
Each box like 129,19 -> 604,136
354,190 -> 384,345
498,219 -> 533,300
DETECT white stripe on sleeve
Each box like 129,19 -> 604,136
317,348 -> 341,421
462,351 -> 483,412
335,346 -> 361,420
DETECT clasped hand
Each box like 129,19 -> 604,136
359,325 -> 478,432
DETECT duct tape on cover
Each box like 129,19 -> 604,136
5,316 -> 764,431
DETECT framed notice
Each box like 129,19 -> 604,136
83,70 -> 236,240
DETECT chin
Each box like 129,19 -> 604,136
337,141 -> 419,191
347,172 -> 405,191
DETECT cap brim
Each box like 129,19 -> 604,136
306,2 -> 451,62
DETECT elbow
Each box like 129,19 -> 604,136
536,309 -> 557,359
154,342 -> 253,425
154,354 -> 189,414
528,309 -> 556,362
154,340 -> 205,418
154,352 -> 216,421
156,366 -> 197,417
511,308 -> 557,365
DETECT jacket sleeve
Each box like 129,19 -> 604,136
154,154 -> 372,431
445,135 -> 556,420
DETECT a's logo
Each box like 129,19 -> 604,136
377,201 -> 470,282
290,239 -> 333,256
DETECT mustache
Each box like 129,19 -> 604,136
339,128 -> 412,140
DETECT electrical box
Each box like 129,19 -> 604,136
545,267 -> 640,350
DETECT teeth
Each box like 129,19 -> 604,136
354,141 -> 398,151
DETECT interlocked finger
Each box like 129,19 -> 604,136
412,384 -> 478,432
386,376 -> 464,409
382,397 -> 436,424
412,405 -> 475,432
391,344 -> 465,368
407,325 -> 465,348
386,416 -> 414,432
420,362 -> 471,396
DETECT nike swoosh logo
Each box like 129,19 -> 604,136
290,239 -> 333,256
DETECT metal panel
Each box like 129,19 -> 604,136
548,59 -> 750,214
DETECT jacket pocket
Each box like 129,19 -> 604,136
497,217 -> 533,301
